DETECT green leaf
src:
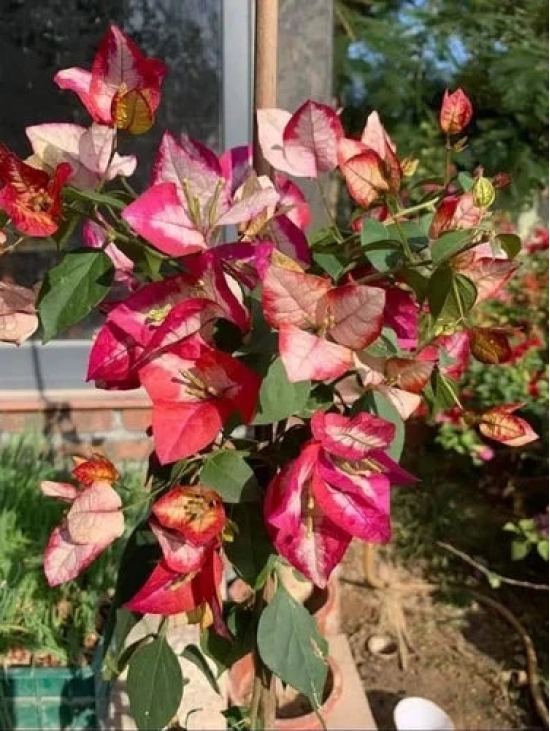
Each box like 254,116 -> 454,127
181,644 -> 220,695
257,584 -> 328,707
296,383 -> 335,418
386,221 -> 429,252
200,605 -> 254,676
431,230 -> 474,265
38,249 -> 113,342
429,369 -> 460,414
351,390 -> 404,461
223,706 -> 260,730
360,218 -> 388,247
497,233 -> 522,259
312,250 -> 347,280
458,172 -> 473,192
65,185 -> 127,210
200,452 -> 260,503
360,219 -> 403,271
102,607 -> 141,677
401,268 -> 430,301
511,539 -> 530,561
127,637 -> 183,731
225,504 -> 275,588
365,327 -> 400,358
487,571 -> 502,589
427,267 -> 477,323
253,358 -> 310,425
537,540 -> 549,561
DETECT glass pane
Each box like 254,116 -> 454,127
0,0 -> 222,338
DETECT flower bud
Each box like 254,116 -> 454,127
492,172 -> 512,189
439,88 -> 473,135
472,176 -> 495,208
401,157 -> 419,177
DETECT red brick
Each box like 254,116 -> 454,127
106,439 -> 152,463
1,412 -> 43,432
61,408 -> 114,432
120,408 -> 152,432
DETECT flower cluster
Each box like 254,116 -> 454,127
0,24 -> 540,727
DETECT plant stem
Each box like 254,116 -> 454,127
316,177 -> 343,243
385,197 -> 439,221
386,197 -> 413,259
444,137 -> 453,187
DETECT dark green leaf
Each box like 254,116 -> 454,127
225,504 -> 275,588
101,607 -> 141,677
181,644 -> 220,695
127,637 -> 183,731
386,221 -> 429,252
200,605 -> 254,676
427,267 -> 477,323
112,525 -> 161,607
253,358 -> 310,425
200,452 -> 260,503
38,249 -> 113,342
497,233 -> 521,259
257,584 -> 328,707
223,706 -> 260,730
364,242 -> 403,272
401,268 -> 430,301
431,230 -> 474,264
296,383 -> 335,418
429,369 -> 460,413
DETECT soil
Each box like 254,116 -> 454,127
340,540 -> 547,730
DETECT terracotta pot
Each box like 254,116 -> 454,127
228,654 -> 343,730
303,574 -> 340,636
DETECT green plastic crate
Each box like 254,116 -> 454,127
0,665 -> 97,730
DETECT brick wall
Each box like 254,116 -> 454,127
0,389 -> 153,465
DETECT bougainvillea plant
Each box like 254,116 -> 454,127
0,24 -> 539,730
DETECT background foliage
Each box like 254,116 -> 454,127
334,0 -> 548,210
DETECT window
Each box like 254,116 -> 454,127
0,0 -> 252,389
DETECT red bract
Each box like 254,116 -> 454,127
257,101 -> 343,178
55,24 -> 167,134
478,404 -> 538,447
469,326 -> 512,364
26,123 -> 136,190
72,452 -> 119,486
262,255 -> 385,382
337,113 -> 401,209
87,256 -> 249,389
140,342 -> 261,464
125,545 -> 228,636
439,88 -> 473,136
264,412 -> 416,586
429,194 -> 483,238
42,479 -> 124,586
453,246 -> 518,303
122,132 -> 279,256
152,485 -> 226,547
0,148 -> 71,236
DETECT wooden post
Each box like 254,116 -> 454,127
252,0 -> 279,178
251,6 -> 279,728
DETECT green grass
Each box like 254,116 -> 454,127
0,435 -> 143,666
